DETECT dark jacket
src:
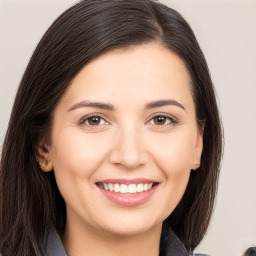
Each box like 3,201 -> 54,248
43,223 -> 207,256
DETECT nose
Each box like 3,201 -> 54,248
109,127 -> 148,169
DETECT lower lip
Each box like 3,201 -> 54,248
98,185 -> 158,206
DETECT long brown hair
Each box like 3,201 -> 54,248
0,0 -> 223,255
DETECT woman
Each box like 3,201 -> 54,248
0,0 -> 222,255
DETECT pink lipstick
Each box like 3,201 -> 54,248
96,178 -> 158,206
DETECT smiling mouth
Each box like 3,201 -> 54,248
96,182 -> 158,194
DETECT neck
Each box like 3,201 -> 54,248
62,218 -> 162,256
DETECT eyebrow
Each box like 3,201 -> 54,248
145,99 -> 185,110
68,99 -> 185,112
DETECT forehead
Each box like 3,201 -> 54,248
60,43 -> 193,110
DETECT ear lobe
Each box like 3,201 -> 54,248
38,159 -> 54,172
192,124 -> 204,170
37,141 -> 53,172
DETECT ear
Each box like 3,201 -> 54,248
192,123 -> 205,170
36,140 -> 53,172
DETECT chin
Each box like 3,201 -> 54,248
94,212 -> 163,237
101,222 -> 159,237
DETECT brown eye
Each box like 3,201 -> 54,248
152,116 -> 170,125
148,115 -> 179,127
87,116 -> 102,125
79,115 -> 107,126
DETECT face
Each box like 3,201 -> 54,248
39,43 -> 203,237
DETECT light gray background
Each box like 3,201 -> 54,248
0,0 -> 255,255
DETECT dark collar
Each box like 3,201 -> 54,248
44,224 -> 192,256
44,228 -> 67,256
160,221 -> 191,256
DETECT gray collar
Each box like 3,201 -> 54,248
43,228 -> 67,256
160,221 -> 191,256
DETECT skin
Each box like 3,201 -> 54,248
38,42 -> 204,256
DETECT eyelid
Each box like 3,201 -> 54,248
146,113 -> 179,126
78,113 -> 110,126
78,112 -> 179,128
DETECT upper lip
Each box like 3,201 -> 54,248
96,178 -> 158,185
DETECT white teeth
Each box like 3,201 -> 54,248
136,183 -> 144,192
108,183 -> 114,192
120,184 -> 127,194
143,183 -> 149,191
128,184 -> 137,193
99,182 -> 154,194
114,184 -> 120,192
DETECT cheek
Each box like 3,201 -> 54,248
49,129 -> 112,211
147,129 -> 195,210
148,129 -> 196,175
50,128 -> 111,177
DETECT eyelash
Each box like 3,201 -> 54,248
78,113 -> 179,129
